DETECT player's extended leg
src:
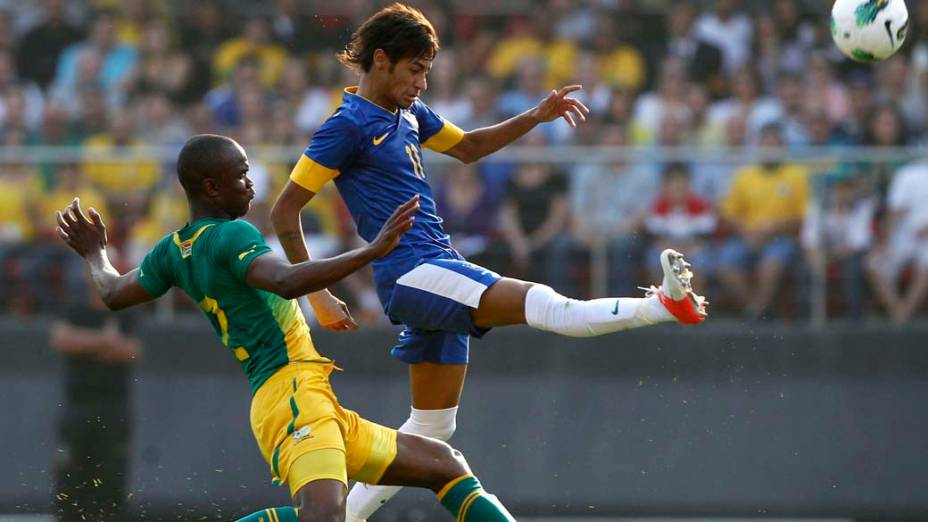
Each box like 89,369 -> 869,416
472,248 -> 707,332
345,363 -> 466,521
377,432 -> 515,521
237,506 -> 300,521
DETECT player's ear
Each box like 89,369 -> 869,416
202,176 -> 220,197
373,49 -> 389,71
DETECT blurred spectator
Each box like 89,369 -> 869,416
841,73 -> 876,142
213,16 -> 287,88
708,66 -> 779,142
497,57 -> 571,144
0,50 -> 45,132
875,55 -> 926,134
754,0 -> 816,90
494,132 -> 569,284
867,161 -> 928,324
111,0 -> 162,48
127,177 -> 186,265
860,103 -> 910,200
51,291 -> 140,522
52,10 -> 138,105
632,57 -> 689,143
136,91 -> 192,148
15,0 -> 83,90
551,124 -> 659,296
82,110 -> 159,227
0,131 -> 40,312
281,57 -> 337,135
803,55 -> 849,128
801,172 -> 874,319
486,12 -> 576,90
22,164 -> 107,314
589,14 -> 646,92
650,2 -> 723,95
769,72 -> 809,146
569,50 -> 612,117
718,124 -> 809,319
179,0 -> 233,67
691,111 -> 747,204
128,18 -> 203,106
270,0 -> 320,54
435,163 -> 501,261
645,163 -> 717,291
204,57 -> 263,128
72,86 -> 110,139
694,0 -> 753,74
427,50 -> 474,126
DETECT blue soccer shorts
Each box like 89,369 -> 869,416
386,258 -> 501,365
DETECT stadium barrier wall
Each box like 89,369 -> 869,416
3,318 -> 928,519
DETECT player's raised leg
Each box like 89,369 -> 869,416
346,360 -> 467,520
377,432 -> 515,521
473,249 -> 707,332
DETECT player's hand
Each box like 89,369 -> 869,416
531,85 -> 590,128
368,195 -> 419,259
56,198 -> 108,258
309,290 -> 359,332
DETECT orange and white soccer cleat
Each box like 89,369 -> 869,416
641,248 -> 708,325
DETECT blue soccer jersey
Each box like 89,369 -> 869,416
290,87 -> 466,306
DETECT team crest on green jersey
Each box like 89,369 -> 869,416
855,0 -> 890,27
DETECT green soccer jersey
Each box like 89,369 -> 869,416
138,217 -> 326,394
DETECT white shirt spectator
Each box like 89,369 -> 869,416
694,11 -> 753,73
801,197 -> 875,252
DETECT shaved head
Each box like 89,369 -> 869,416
177,134 -> 243,195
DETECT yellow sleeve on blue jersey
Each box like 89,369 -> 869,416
413,99 -> 465,153
422,121 -> 465,152
290,154 -> 339,193
294,111 -> 361,192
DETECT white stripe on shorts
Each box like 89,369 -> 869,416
395,263 -> 488,308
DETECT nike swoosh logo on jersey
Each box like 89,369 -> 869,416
238,247 -> 257,260
611,300 -> 620,315
372,131 -> 390,146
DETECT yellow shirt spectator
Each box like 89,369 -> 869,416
0,169 -> 41,241
722,163 -> 810,231
600,46 -> 646,91
40,185 -> 110,238
213,38 -> 287,87
487,36 -> 544,80
82,135 -> 160,196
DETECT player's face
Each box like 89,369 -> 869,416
218,143 -> 256,218
387,56 -> 432,109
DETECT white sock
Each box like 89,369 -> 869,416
345,406 -> 458,521
524,284 -> 673,338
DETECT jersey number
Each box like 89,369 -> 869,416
405,144 -> 426,179
200,296 -> 250,361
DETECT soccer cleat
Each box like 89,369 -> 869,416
640,249 -> 708,325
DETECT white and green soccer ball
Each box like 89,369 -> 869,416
831,0 -> 909,62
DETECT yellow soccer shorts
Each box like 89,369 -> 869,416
250,362 -> 398,496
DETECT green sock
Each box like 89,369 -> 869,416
236,506 -> 298,522
438,474 -> 515,521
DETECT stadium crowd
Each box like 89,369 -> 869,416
1,0 -> 927,323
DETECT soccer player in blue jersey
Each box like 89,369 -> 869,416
271,5 -> 708,520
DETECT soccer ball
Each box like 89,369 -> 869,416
831,0 -> 909,62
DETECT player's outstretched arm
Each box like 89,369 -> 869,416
56,198 -> 155,311
249,195 -> 419,299
271,180 -> 360,330
445,85 -> 590,164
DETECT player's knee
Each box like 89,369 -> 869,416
296,497 -> 346,522
400,406 -> 457,442
425,440 -> 470,491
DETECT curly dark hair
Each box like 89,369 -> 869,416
337,3 -> 439,72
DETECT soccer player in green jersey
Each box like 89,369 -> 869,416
56,134 -> 517,521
